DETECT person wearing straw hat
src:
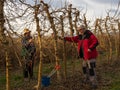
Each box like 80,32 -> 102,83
21,28 -> 36,81
59,25 -> 99,89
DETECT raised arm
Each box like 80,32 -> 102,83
64,36 -> 79,43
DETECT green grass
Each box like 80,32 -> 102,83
0,58 -> 120,90
11,74 -> 23,87
99,61 -> 120,90
0,70 -> 24,89
13,75 -> 22,81
110,72 -> 120,90
0,76 -> 6,85
110,81 -> 120,90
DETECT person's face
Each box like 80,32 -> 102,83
77,27 -> 85,35
24,32 -> 30,36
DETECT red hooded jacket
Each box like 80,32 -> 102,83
64,30 -> 99,60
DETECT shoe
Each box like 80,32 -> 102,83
82,78 -> 89,84
91,83 -> 97,89
30,76 -> 36,80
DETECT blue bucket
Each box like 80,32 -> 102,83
42,76 -> 50,87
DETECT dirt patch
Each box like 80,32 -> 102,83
1,59 -> 120,90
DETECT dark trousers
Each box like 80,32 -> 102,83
82,59 -> 97,84
23,60 -> 34,78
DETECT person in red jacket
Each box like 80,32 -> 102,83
63,25 -> 99,88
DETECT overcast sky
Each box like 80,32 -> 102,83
7,0 -> 119,34
41,0 -> 120,20
71,0 -> 119,19
26,0 -> 119,19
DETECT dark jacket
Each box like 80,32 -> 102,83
64,30 -> 99,60
21,36 -> 36,58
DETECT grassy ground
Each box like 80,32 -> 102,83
0,57 -> 120,90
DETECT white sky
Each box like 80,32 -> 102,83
5,0 -> 120,35
69,0 -> 120,19
42,0 -> 120,20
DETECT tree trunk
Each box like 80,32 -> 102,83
41,1 -> 61,81
0,0 -> 6,43
60,15 -> 67,80
105,17 -> 112,61
97,19 -> 107,58
68,4 -> 75,75
6,51 -> 11,90
111,25 -> 118,59
83,14 -> 88,29
118,21 -> 120,58
74,10 -> 79,35
34,5 -> 43,90
0,0 -> 10,90
94,19 -> 99,35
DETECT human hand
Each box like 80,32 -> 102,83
58,36 -> 64,40
28,39 -> 33,43
88,49 -> 91,52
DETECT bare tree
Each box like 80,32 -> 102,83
67,4 -> 76,75
60,15 -> 67,80
118,20 -> 120,58
33,3 -> 43,90
41,1 -> 61,81
0,1 -> 11,90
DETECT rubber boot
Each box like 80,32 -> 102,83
82,74 -> 89,84
89,76 -> 97,89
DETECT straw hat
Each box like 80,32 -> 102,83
23,28 -> 31,34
